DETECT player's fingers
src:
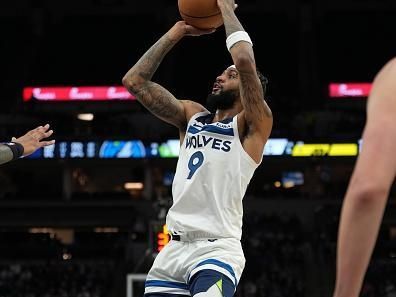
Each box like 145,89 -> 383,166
37,124 -> 50,133
39,140 -> 55,147
35,129 -> 53,140
184,23 -> 216,36
27,126 -> 43,137
43,130 -> 54,139
33,125 -> 44,132
195,27 -> 216,35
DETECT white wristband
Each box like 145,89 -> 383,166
226,31 -> 253,52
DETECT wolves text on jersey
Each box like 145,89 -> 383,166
185,135 -> 231,152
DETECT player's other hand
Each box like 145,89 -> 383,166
175,21 -> 216,37
12,124 -> 55,156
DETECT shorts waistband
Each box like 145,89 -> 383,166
170,232 -> 220,242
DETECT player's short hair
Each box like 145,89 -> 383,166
256,69 -> 268,96
227,64 -> 268,98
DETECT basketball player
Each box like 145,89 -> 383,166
122,0 -> 272,295
0,124 -> 55,165
333,58 -> 396,297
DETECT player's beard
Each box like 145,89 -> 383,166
206,89 -> 238,112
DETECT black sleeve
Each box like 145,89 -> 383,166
0,142 -> 24,165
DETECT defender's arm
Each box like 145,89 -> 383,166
0,144 -> 15,165
1,124 -> 55,165
334,58 -> 396,297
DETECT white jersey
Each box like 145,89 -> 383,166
166,111 -> 260,240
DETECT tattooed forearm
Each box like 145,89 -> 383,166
218,3 -> 244,37
218,3 -> 256,72
125,35 -> 177,84
122,27 -> 187,129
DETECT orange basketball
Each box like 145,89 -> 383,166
178,0 -> 223,30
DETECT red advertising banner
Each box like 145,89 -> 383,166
329,83 -> 372,98
23,86 -> 136,102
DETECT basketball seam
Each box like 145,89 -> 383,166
180,10 -> 222,19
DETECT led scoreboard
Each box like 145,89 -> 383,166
149,222 -> 170,253
157,225 -> 170,252
26,138 -> 363,159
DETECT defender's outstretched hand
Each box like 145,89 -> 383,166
12,124 -> 55,157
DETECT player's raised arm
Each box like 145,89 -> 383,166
122,21 -> 213,131
333,58 -> 396,297
217,0 -> 272,133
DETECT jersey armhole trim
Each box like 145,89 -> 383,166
187,111 -> 211,127
180,111 -> 212,149
233,115 -> 262,168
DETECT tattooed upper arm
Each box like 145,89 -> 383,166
237,59 -> 273,140
134,80 -> 187,130
180,100 -> 208,123
133,81 -> 207,131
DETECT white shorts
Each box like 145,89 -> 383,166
144,238 -> 245,296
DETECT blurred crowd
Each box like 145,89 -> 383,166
0,262 -> 113,297
0,210 -> 395,297
237,214 -> 307,297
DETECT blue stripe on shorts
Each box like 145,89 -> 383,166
145,280 -> 189,290
192,259 -> 237,284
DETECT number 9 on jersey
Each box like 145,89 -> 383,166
187,151 -> 204,179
